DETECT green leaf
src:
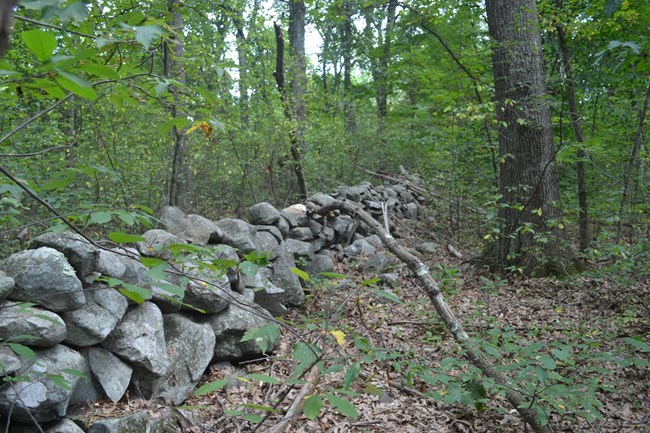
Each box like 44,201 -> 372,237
116,211 -> 136,226
624,337 -> 650,352
118,284 -> 150,304
538,355 -> 556,370
108,232 -> 145,243
342,363 -> 361,389
7,343 -> 36,360
59,1 -> 89,23
55,75 -> 97,101
319,272 -> 347,279
90,211 -> 112,225
369,287 -> 403,304
325,393 -> 358,420
133,25 -> 165,50
246,374 -> 280,385
22,30 -> 58,61
59,368 -> 86,378
291,267 -> 310,283
48,374 -> 72,390
303,394 -> 323,420
361,277 -> 381,286
194,378 -> 229,396
76,63 -> 120,80
240,261 -> 258,278
240,323 -> 281,354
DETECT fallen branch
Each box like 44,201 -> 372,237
265,367 -> 320,433
307,199 -> 551,433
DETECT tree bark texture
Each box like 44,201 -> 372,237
617,82 -> 650,240
486,0 -> 569,275
0,0 -> 17,57
309,199 -> 551,433
273,6 -> 308,200
556,24 -> 590,252
166,0 -> 191,210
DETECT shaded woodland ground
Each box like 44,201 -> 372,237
77,208 -> 650,433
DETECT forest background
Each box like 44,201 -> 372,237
0,0 -> 648,430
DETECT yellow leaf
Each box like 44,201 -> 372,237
330,330 -> 346,346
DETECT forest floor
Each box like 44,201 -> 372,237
179,217 -> 650,433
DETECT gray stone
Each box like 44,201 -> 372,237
274,215 -> 290,237
183,275 -> 232,314
0,301 -> 66,347
343,239 -> 376,258
86,408 -> 177,433
360,253 -> 401,274
308,219 -> 323,236
214,218 -> 259,254
96,250 -> 126,279
45,418 -> 86,433
281,204 -> 308,227
282,239 -> 315,262
256,225 -> 284,243
246,269 -> 287,317
0,345 -> 84,423
248,202 -> 281,225
3,247 -> 85,312
102,302 -> 170,376
254,231 -> 280,259
203,294 -> 277,361
136,229 -> 187,259
0,345 -> 23,376
68,349 -> 102,406
307,192 -> 337,208
366,234 -> 383,249
0,275 -> 14,301
380,273 -> 399,287
304,253 -> 335,276
404,202 -> 419,218
161,206 -> 224,245
88,347 -> 132,403
289,227 -> 314,241
62,285 -> 128,347
416,241 -> 438,254
328,214 -> 353,236
133,314 -> 215,405
269,252 -> 304,307
30,231 -> 98,278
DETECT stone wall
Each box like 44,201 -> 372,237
0,181 -> 424,432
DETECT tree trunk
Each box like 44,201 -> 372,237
486,0 -> 571,276
616,82 -> 650,241
166,0 -> 191,210
273,14 -> 308,200
234,10 -> 249,126
556,24 -> 590,252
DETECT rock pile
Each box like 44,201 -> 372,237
0,180 -> 424,432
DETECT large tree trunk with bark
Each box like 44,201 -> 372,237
486,0 -> 571,276
272,1 -> 308,200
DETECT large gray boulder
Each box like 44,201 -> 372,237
0,302 -> 66,347
61,285 -> 128,347
281,204 -> 308,227
3,247 -> 85,312
248,202 -> 281,225
95,250 -> 127,279
269,251 -> 304,307
88,347 -> 132,403
0,344 -> 84,423
203,294 -> 277,361
0,345 -> 24,376
136,229 -> 187,259
214,218 -> 259,254
102,302 -> 170,376
183,275 -> 232,314
133,314 -> 215,404
161,206 -> 224,245
254,231 -> 280,259
45,418 -> 86,433
30,232 -> 98,278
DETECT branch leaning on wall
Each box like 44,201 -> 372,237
307,199 -> 552,433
